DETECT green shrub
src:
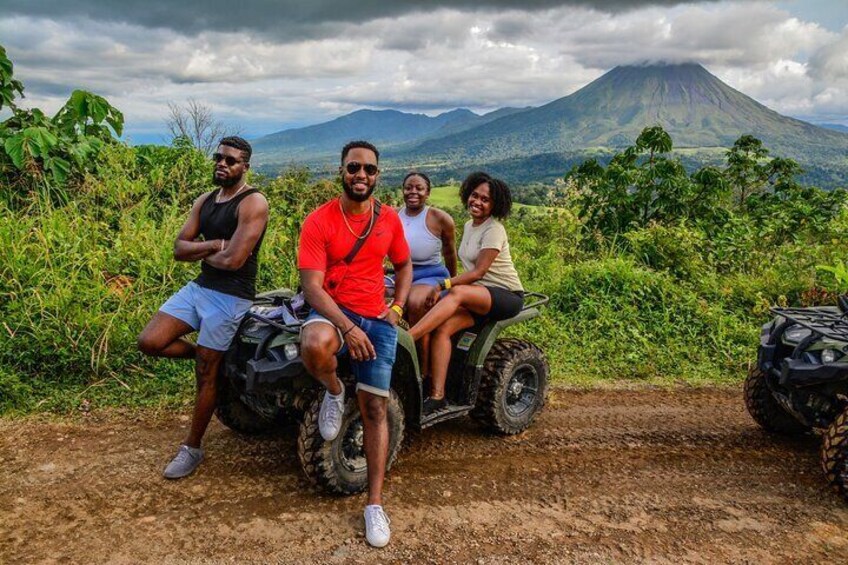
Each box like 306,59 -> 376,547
625,222 -> 706,279
549,257 -> 755,382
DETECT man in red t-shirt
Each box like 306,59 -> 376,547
298,140 -> 411,548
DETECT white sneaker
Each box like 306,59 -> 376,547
364,505 -> 391,548
319,387 -> 345,441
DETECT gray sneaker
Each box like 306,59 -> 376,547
163,444 -> 204,479
319,388 -> 345,441
364,505 -> 391,548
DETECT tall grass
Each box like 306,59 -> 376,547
2,145 -> 846,414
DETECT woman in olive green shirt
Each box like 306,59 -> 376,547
408,172 -> 524,414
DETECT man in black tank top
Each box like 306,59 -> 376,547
137,136 -> 269,480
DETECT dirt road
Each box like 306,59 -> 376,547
2,387 -> 848,563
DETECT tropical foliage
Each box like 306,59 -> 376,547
2,45 -> 848,415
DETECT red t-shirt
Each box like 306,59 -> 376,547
298,198 -> 410,318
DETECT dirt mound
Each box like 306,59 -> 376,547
2,387 -> 848,563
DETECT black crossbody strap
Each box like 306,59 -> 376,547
343,200 -> 382,264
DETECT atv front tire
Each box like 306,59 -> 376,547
215,373 -> 280,435
822,408 -> 848,502
297,389 -> 405,495
472,338 -> 549,435
743,367 -> 809,435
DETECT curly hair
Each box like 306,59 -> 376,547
219,136 -> 252,162
459,171 -> 513,219
341,140 -> 380,164
402,171 -> 431,192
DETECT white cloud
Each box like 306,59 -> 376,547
1,1 -> 846,139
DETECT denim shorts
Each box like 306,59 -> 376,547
412,263 -> 450,287
159,281 -> 253,351
302,307 -> 398,398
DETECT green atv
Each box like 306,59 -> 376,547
215,288 -> 550,494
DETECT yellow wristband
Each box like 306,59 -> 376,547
442,278 -> 452,290
390,303 -> 404,317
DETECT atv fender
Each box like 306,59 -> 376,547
391,328 -> 424,426
465,307 -> 542,372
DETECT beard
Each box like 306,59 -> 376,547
212,172 -> 241,188
342,178 -> 376,202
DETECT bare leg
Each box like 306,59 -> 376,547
137,311 -> 196,359
184,345 -> 225,447
428,309 -> 475,400
405,284 -> 433,325
419,333 -> 431,378
358,390 -> 389,506
409,285 -> 492,341
301,323 -> 344,395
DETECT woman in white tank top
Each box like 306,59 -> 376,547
398,172 -> 457,380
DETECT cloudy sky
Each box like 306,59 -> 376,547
1,0 -> 846,143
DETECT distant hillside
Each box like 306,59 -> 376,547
251,64 -> 848,188
390,64 -> 848,168
819,123 -> 848,134
252,107 -> 530,164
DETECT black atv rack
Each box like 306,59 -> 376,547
771,307 -> 848,343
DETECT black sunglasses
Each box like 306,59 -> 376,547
212,153 -> 245,167
345,162 -> 379,176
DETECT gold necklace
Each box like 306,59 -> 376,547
339,197 -> 375,240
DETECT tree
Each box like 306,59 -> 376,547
566,125 -> 727,235
165,99 -> 237,156
0,44 -> 123,206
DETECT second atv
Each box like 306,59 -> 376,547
745,297 -> 848,501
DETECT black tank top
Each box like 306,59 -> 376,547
194,187 -> 265,300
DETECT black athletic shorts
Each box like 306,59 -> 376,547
473,285 -> 524,325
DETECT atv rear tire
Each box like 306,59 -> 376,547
215,373 -> 280,435
743,367 -> 809,435
472,338 -> 549,435
298,389 -> 405,495
822,408 -> 848,502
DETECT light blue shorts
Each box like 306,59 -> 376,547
159,281 -> 253,351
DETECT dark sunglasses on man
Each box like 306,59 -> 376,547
212,153 -> 245,167
345,162 -> 379,176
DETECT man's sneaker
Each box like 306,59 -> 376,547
364,505 -> 391,548
319,387 -> 345,441
163,444 -> 204,479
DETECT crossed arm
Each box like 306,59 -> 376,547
173,192 -> 269,270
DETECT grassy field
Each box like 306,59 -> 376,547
427,185 -> 462,208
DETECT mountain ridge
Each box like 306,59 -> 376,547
252,63 -> 848,187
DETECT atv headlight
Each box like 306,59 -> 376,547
784,325 -> 812,344
284,343 -> 299,360
822,349 -> 842,364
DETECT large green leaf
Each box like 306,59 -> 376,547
44,155 -> 71,185
0,44 -> 25,110
3,127 -> 59,169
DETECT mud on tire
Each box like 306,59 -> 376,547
215,372 -> 280,435
822,408 -> 848,502
297,389 -> 405,495
472,338 -> 549,435
743,367 -> 809,435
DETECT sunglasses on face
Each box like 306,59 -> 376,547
345,162 -> 379,176
212,153 -> 244,167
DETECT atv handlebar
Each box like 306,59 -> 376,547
244,311 -> 301,334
